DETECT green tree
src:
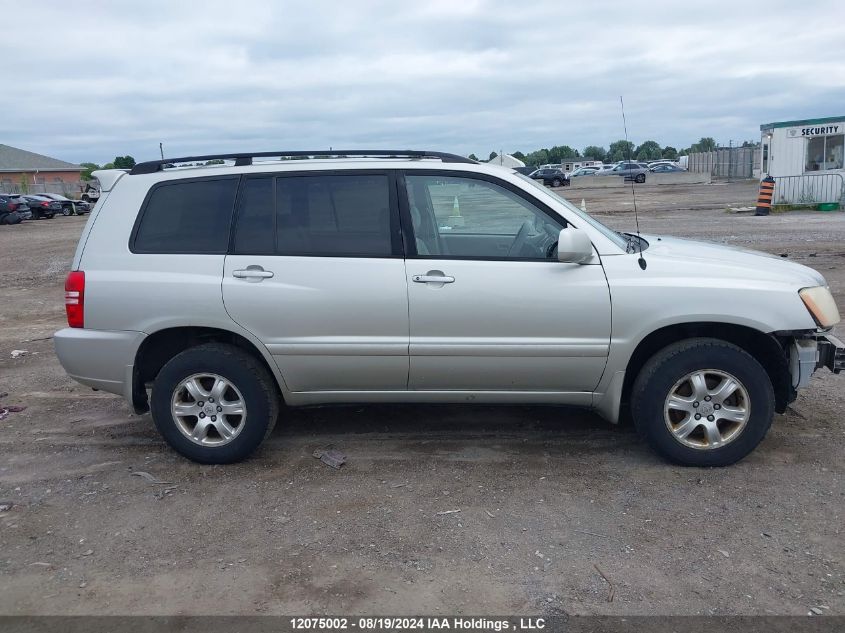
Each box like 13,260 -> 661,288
488,151 -> 498,161
511,151 -> 525,161
607,140 -> 635,162
661,146 -> 678,159
582,145 -> 607,162
691,137 -> 716,153
524,149 -> 549,167
80,162 -> 100,180
468,153 -> 479,161
113,155 -> 136,169
635,140 -> 662,161
19,174 -> 29,194
548,145 -> 579,163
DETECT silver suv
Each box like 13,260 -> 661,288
55,150 -> 844,466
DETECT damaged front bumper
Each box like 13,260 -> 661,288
816,333 -> 845,374
788,332 -> 843,389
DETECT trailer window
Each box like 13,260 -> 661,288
805,135 -> 844,172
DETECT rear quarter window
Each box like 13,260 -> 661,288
132,177 -> 239,254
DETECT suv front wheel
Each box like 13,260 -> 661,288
631,338 -> 774,466
150,343 -> 279,463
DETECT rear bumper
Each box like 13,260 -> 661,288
54,328 -> 146,402
817,333 -> 845,374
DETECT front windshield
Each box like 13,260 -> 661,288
515,173 -> 629,250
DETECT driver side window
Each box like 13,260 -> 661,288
404,174 -> 563,260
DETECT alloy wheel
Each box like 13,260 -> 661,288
171,373 -> 247,446
663,369 -> 750,450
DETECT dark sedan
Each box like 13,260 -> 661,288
649,163 -> 686,173
0,193 -> 32,223
22,195 -> 61,219
529,168 -> 570,187
36,192 -> 91,215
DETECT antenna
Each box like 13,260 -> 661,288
620,96 -> 647,270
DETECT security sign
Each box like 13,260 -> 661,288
786,123 -> 843,138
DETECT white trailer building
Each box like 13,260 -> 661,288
760,115 -> 844,206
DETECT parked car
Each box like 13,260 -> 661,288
22,195 -> 60,219
649,164 -> 686,173
569,166 -> 600,178
597,161 -> 648,183
0,193 -> 32,222
54,151 -> 843,467
529,168 -> 570,187
37,193 -> 91,216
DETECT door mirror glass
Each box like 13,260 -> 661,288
557,227 -> 593,263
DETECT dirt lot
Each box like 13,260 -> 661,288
0,180 -> 843,616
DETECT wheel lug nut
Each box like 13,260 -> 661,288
714,404 -> 721,410
217,406 -> 223,412
199,412 -> 205,419
693,402 -> 699,408
707,415 -> 715,421
704,396 -> 711,401
211,416 -> 217,422
198,401 -> 204,407
208,397 -> 214,403
695,414 -> 701,420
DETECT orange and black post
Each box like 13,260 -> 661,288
755,175 -> 775,216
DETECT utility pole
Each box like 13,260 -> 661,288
159,143 -> 164,160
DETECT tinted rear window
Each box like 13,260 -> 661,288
133,178 -> 239,253
232,173 -> 394,257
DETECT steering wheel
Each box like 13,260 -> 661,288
507,221 -> 533,258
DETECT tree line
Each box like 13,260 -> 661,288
474,137 -> 758,166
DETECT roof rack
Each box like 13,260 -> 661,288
129,150 -> 477,175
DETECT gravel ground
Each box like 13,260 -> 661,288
0,180 -> 843,616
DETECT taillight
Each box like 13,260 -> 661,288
65,271 -> 85,328
8,202 -> 17,210
41,201 -> 50,207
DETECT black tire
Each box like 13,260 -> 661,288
551,178 -> 562,187
635,173 -> 646,183
150,343 -> 279,464
631,338 -> 774,467
81,195 -> 90,203
62,205 -> 73,216
45,212 -> 55,219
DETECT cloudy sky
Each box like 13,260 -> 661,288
2,0 -> 844,164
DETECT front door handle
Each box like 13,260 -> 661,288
412,273 -> 455,284
233,265 -> 274,281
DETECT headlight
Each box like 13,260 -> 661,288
799,286 -> 841,328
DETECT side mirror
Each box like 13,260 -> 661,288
557,227 -> 593,263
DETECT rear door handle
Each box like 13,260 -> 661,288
233,266 -> 274,281
412,274 -> 455,284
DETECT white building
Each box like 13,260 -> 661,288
760,115 -> 844,205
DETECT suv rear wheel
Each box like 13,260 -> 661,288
150,343 -> 279,463
631,338 -> 774,466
